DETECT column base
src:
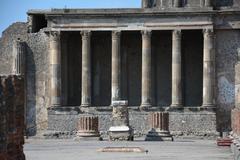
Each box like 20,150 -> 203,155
48,106 -> 80,114
145,129 -> 173,141
201,104 -> 215,108
81,104 -> 91,107
140,104 -> 152,111
170,104 -> 183,108
74,131 -> 101,141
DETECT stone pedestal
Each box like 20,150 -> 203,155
145,112 -> 173,141
75,116 -> 100,140
109,101 -> 133,141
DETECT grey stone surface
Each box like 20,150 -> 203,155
169,111 -> 217,136
24,138 -> 234,160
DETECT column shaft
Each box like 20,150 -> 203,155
111,31 -> 121,103
81,31 -> 92,107
171,30 -> 182,107
205,0 -> 211,7
49,31 -> 61,107
202,29 -> 215,107
62,34 -> 68,105
141,30 -> 152,108
173,0 -> 181,7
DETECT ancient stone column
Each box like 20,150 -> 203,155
205,0 -> 211,7
173,0 -> 181,7
142,0 -> 150,8
75,116 -> 100,140
145,112 -> 173,141
62,34 -> 68,106
81,31 -> 92,107
171,30 -> 182,108
109,101 -> 133,141
202,29 -> 215,108
14,39 -> 26,75
49,31 -> 62,107
111,31 -> 121,104
141,30 -> 152,109
233,0 -> 240,7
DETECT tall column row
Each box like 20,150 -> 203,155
49,29 -> 215,109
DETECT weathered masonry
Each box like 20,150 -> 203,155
0,0 -> 240,137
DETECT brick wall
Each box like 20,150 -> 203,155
0,75 -> 25,160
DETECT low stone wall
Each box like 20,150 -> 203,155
0,75 -> 25,160
45,108 -> 217,138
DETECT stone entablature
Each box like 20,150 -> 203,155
27,9 -> 240,33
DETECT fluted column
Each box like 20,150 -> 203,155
14,39 -> 26,75
81,31 -> 92,107
49,31 -> 61,107
171,30 -> 182,108
173,0 -> 181,7
111,31 -> 121,104
202,29 -> 215,107
141,30 -> 152,109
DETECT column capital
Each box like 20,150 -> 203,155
49,31 -> 61,41
112,30 -> 121,40
203,28 -> 214,37
141,30 -> 152,38
173,30 -> 181,38
81,31 -> 92,40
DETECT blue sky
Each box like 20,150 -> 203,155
0,0 -> 141,36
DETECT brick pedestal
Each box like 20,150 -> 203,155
145,112 -> 173,141
75,116 -> 100,140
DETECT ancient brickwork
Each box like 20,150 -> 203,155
0,75 -> 25,160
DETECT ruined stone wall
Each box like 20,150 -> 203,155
215,30 -> 240,132
0,23 -> 50,136
0,75 -> 25,160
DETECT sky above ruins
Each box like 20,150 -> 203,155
0,0 -> 140,36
